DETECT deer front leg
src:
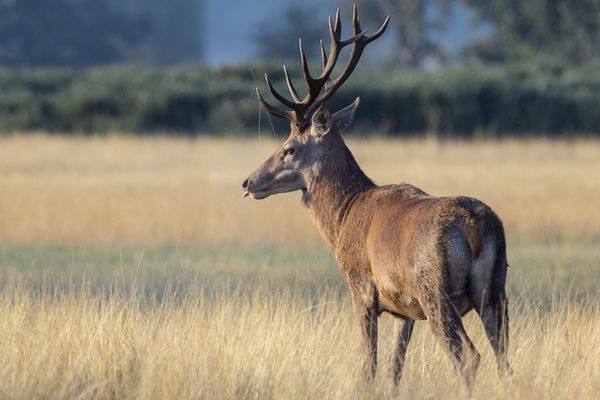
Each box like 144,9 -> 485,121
390,318 -> 414,386
351,295 -> 379,380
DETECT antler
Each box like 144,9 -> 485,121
256,5 -> 389,124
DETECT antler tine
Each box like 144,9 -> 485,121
299,39 -> 314,86
366,15 -> 390,44
334,8 -> 341,39
338,28 -> 367,47
265,73 -> 298,109
305,6 -> 389,118
352,3 -> 361,35
256,88 -> 292,120
351,3 -> 388,43
283,65 -> 301,103
319,40 -> 328,70
327,16 -> 336,48
301,7 -> 367,103
319,16 -> 366,81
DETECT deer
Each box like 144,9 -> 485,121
242,5 -> 511,393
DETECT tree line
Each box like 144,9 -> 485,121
0,0 -> 598,136
0,0 -> 598,68
0,0 -> 204,67
0,63 -> 597,135
257,0 -> 600,68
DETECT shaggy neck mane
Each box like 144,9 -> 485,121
304,134 -> 375,248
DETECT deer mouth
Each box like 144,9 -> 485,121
243,169 -> 304,200
243,181 -> 301,200
243,188 -> 274,200
241,182 -> 269,199
248,191 -> 269,200
242,177 -> 267,199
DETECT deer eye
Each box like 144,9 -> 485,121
280,147 -> 295,161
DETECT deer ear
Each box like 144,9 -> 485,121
332,97 -> 360,131
310,107 -> 333,137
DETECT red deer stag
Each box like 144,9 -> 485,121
242,5 -> 511,392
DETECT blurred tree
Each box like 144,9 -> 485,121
115,0 -> 205,65
464,0 -> 600,64
0,0 -> 151,67
254,5 -> 326,60
347,0 -> 455,68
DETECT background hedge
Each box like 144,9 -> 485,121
0,63 -> 598,136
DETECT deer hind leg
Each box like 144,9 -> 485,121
470,239 -> 512,376
421,293 -> 480,393
476,292 -> 512,376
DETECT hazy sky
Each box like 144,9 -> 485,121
204,0 -> 489,66
204,0 -> 326,65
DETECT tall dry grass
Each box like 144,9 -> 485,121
0,135 -> 599,399
0,135 -> 599,247
1,278 -> 599,400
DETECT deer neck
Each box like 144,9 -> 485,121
303,137 -> 375,248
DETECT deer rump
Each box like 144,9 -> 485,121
358,185 -> 507,321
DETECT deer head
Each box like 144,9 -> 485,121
242,5 -> 389,200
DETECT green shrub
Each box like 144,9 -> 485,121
0,64 -> 598,136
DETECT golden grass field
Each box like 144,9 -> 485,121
0,134 -> 599,399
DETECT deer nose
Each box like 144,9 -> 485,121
242,179 -> 248,189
